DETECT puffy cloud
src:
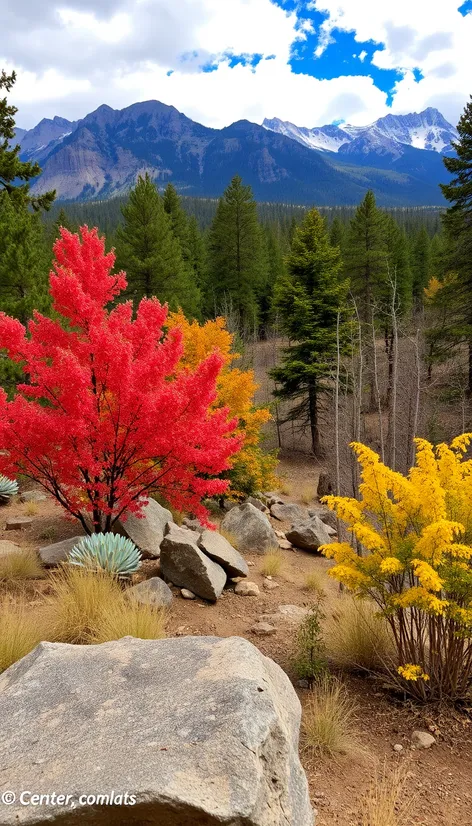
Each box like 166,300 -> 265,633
1,0 -> 470,129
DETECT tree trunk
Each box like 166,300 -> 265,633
308,383 -> 322,457
468,341 -> 472,396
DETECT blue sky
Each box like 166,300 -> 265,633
3,0 -> 471,129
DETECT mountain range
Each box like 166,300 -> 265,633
16,102 -> 457,206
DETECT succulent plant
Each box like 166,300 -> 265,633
0,474 -> 19,505
68,533 -> 141,576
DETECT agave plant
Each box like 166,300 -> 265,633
0,474 -> 19,505
68,533 -> 141,577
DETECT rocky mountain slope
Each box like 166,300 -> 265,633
17,101 -> 453,206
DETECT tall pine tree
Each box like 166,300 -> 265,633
115,174 -> 200,317
271,209 -> 348,456
207,176 -> 268,330
440,95 -> 472,390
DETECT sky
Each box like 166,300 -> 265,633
2,0 -> 471,130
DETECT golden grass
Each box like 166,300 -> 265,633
361,763 -> 411,826
37,528 -> 56,543
304,571 -> 326,595
302,677 -> 365,760
278,479 -> 293,496
91,600 -> 166,644
43,566 -> 123,644
0,550 -> 44,585
325,597 -> 395,673
260,550 -> 284,577
24,503 -> 39,517
301,485 -> 317,505
0,599 -> 44,672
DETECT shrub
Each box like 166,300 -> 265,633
325,597 -> 394,673
302,676 -> 362,759
0,599 -> 43,672
91,600 -> 166,644
0,549 -> 44,586
0,474 -> 18,504
44,566 -> 123,644
260,550 -> 283,577
292,601 -> 327,687
24,503 -> 39,516
68,534 -> 141,577
322,436 -> 472,701
0,228 -> 241,534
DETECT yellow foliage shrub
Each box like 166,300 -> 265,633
321,435 -> 472,701
168,311 -> 277,498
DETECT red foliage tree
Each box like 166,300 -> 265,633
0,227 -> 240,533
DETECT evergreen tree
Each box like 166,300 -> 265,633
329,216 -> 346,251
440,96 -> 472,390
344,190 -> 387,321
207,176 -> 268,329
163,183 -> 191,261
187,216 -> 207,291
410,226 -> 431,307
271,209 -> 348,456
115,174 -> 200,317
0,70 -> 54,210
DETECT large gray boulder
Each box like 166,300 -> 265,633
127,577 -> 173,609
0,637 -> 314,826
160,525 -> 226,601
38,535 -> 84,567
286,516 -> 333,552
221,503 -> 278,555
115,498 -> 173,559
198,529 -> 249,578
308,507 -> 337,531
270,503 -> 308,523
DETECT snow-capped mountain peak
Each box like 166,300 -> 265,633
262,108 -> 458,157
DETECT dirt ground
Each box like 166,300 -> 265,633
2,463 -> 472,826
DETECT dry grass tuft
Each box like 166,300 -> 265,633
361,763 -> 411,826
278,479 -> 293,496
37,528 -> 56,543
44,566 -> 123,644
260,550 -> 284,577
0,550 -> 44,586
220,528 -> 240,550
24,503 -> 39,517
325,597 -> 394,673
301,485 -> 317,505
302,677 -> 365,759
91,600 -> 166,644
0,599 -> 44,672
304,571 -> 326,595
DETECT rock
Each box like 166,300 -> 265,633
181,588 -> 196,600
127,577 -> 173,609
393,744 -> 404,753
5,516 -> 33,531
264,492 -> 284,506
246,496 -> 267,512
221,503 -> 278,555
275,530 -> 286,539
182,517 -> 205,534
286,516 -> 333,552
198,529 -> 249,578
297,679 -> 310,689
115,498 -> 174,559
317,472 -> 334,499
270,503 -> 307,523
38,536 -> 85,567
324,525 -> 337,537
247,560 -> 255,567
411,730 -> 436,749
278,539 -> 293,550
235,581 -> 260,596
0,637 -> 313,826
19,490 -> 47,503
0,540 -> 21,557
262,605 -> 309,626
263,579 -> 280,591
251,622 -> 277,636
308,507 -> 337,531
160,526 -> 226,602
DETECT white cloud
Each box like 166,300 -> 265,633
1,0 -> 470,129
